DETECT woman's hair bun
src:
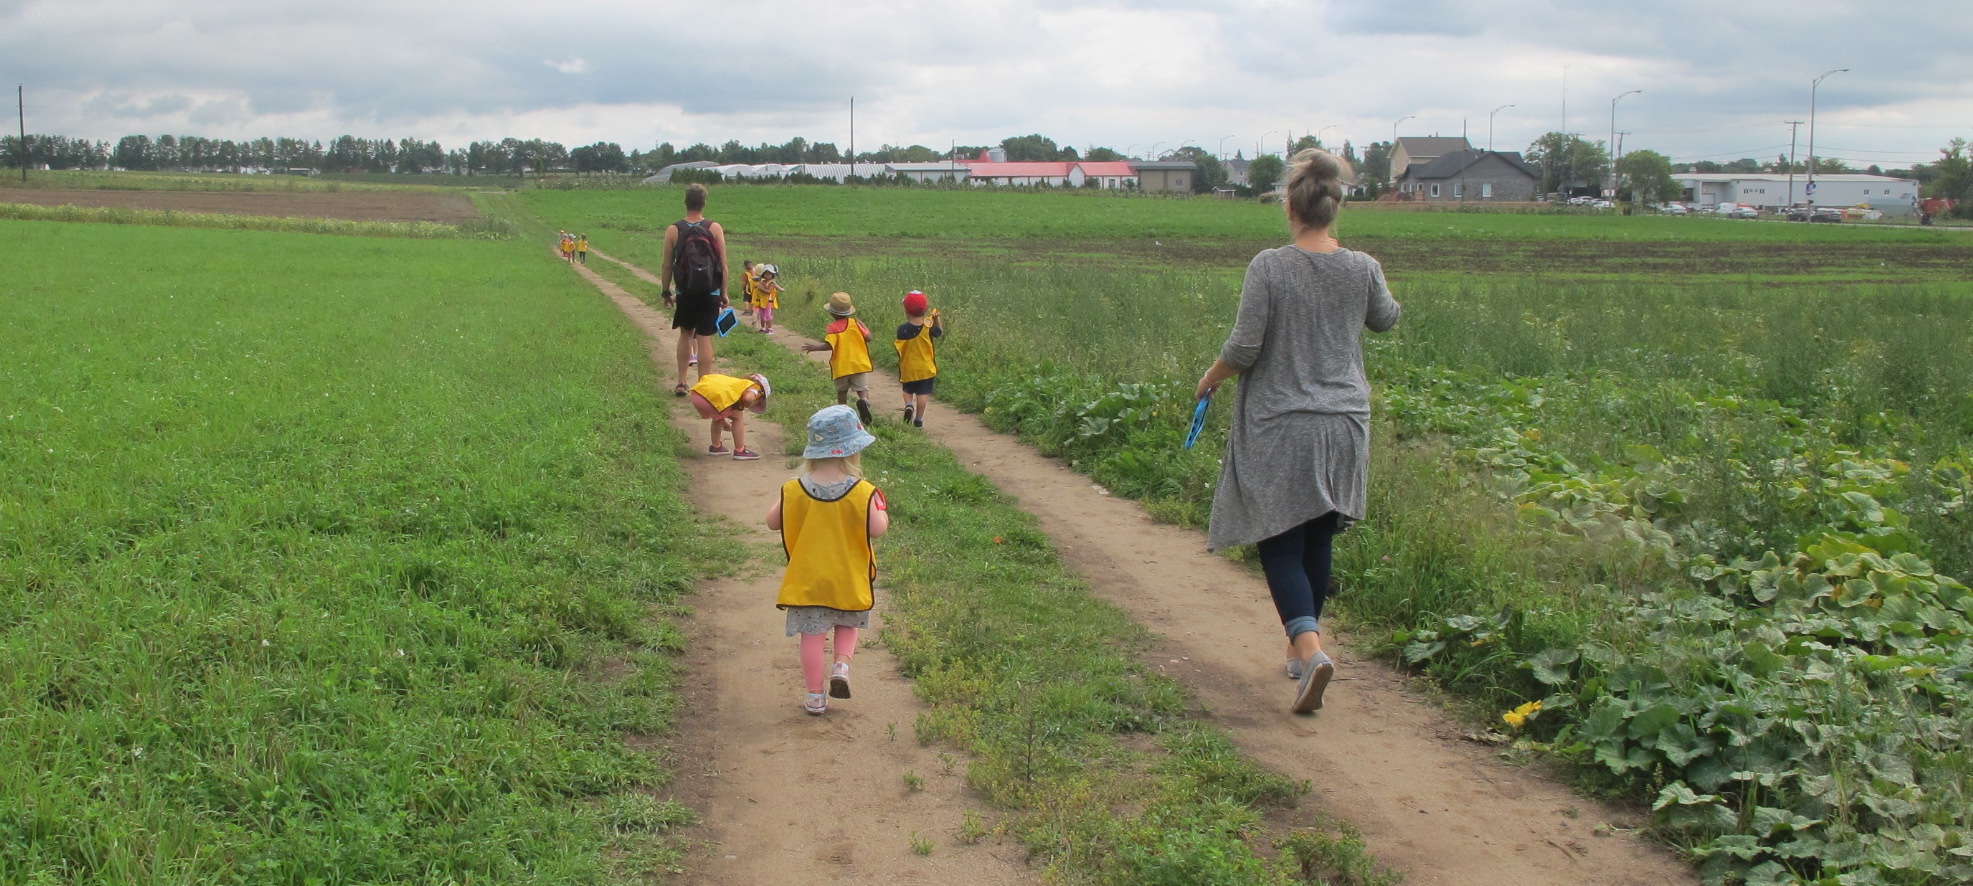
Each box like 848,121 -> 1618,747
1286,148 -> 1352,229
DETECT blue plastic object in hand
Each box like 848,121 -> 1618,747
1184,396 -> 1211,449
715,307 -> 739,336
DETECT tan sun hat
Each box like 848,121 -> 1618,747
826,291 -> 856,317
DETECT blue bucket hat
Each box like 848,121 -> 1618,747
802,404 -> 876,459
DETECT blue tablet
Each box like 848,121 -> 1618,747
1183,396 -> 1211,449
714,307 -> 739,337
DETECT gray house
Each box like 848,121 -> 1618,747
1396,149 -> 1539,202
1389,136 -> 1471,185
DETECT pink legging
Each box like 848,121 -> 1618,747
758,307 -> 775,328
799,627 -> 860,692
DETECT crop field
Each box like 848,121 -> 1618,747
0,219 -> 712,882
536,184 -> 1973,884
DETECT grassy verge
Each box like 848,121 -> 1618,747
0,200 -> 514,238
0,218 -> 713,883
557,248 -> 1398,884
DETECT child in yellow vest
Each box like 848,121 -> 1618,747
766,405 -> 889,715
801,292 -> 875,424
893,289 -> 944,428
686,372 -> 770,460
753,264 -> 783,334
576,233 -> 589,265
739,261 -> 758,316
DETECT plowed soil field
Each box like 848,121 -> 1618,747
1,187 -> 479,222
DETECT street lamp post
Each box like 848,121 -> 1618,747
1258,130 -> 1279,160
1488,104 -> 1515,152
1148,142 -> 1167,161
1808,67 -> 1848,207
1608,89 -> 1642,196
1390,115 -> 1415,187
1315,124 -> 1340,149
1217,134 -> 1237,161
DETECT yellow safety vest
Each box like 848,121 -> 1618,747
827,320 -> 873,378
741,270 -> 759,304
894,324 -> 938,383
690,374 -> 757,412
777,478 -> 877,611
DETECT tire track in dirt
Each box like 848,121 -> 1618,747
590,247 -> 1697,886
562,250 -> 1033,884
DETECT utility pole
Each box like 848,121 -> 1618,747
1784,120 -> 1804,205
16,84 -> 25,184
849,96 -> 855,180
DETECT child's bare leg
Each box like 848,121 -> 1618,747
800,633 -> 828,692
832,626 -> 860,664
708,418 -> 725,450
914,393 -> 930,424
730,414 -> 747,452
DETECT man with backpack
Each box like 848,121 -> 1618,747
661,183 -> 730,395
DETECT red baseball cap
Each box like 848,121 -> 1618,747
902,290 -> 928,316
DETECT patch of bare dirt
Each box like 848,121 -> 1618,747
0,187 -> 479,223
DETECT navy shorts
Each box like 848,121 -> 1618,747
901,377 -> 937,395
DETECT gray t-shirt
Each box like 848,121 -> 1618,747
1206,245 -> 1402,550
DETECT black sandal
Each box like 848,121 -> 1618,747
672,383 -> 689,397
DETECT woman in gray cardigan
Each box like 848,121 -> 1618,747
1194,149 -> 1402,715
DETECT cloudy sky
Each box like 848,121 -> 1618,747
5,0 -> 1968,168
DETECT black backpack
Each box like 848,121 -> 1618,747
672,220 -> 722,295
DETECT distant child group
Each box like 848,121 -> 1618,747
655,183 -> 948,716
558,230 -> 588,264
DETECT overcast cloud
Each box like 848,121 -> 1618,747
4,0 -> 1968,168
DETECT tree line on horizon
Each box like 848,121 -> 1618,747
3,130 -> 1965,207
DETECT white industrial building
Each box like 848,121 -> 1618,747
1675,173 -> 1920,215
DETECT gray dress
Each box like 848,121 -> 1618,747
784,475 -> 875,636
1206,245 -> 1402,551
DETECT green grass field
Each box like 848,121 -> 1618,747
539,183 -> 1973,884
1,219 -> 711,883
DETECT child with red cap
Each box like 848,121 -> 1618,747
892,290 -> 944,428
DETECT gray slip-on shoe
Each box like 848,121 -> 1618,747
1285,658 -> 1304,681
1291,652 -> 1335,714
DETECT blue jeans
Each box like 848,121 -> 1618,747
1256,512 -> 1342,640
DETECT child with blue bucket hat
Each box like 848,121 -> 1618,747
765,405 -> 889,715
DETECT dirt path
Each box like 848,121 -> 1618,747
585,250 -> 1694,885
563,252 -> 1032,883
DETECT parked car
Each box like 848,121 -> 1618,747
1717,203 -> 1759,219
1591,199 -> 1614,210
1661,203 -> 1689,215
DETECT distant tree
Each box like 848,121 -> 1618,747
1359,141 -> 1392,193
1616,149 -> 1679,202
677,142 -> 718,163
1247,154 -> 1285,194
1723,157 -> 1762,173
1927,139 -> 1971,217
999,133 -> 1062,161
1289,134 -> 1324,154
1083,146 -> 1124,162
1524,132 -> 1608,195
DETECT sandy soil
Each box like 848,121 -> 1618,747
584,248 -> 1696,885
566,252 -> 1034,884
0,187 -> 479,223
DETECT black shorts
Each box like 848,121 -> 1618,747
672,290 -> 720,336
901,377 -> 937,395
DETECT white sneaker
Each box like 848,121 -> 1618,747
829,662 -> 852,699
803,691 -> 828,715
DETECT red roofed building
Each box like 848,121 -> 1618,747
963,161 -> 1078,187
1075,161 -> 1137,189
